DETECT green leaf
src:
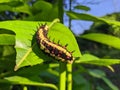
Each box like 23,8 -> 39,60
88,69 -> 119,90
12,4 -> 31,15
0,76 -> 58,90
0,0 -> 23,7
0,21 -> 81,70
88,69 -> 106,78
85,59 -> 120,66
0,34 -> 15,45
0,2 -> 31,15
74,5 -> 90,11
33,1 -> 52,11
15,64 -> 49,76
79,53 -> 99,61
75,54 -> 99,63
0,45 -> 16,72
80,33 -> 120,49
84,59 -> 120,66
76,54 -> 120,66
0,5 -> 12,12
30,1 -> 58,21
0,0 -> 17,3
66,11 -> 120,27
102,77 -> 119,90
66,11 -> 106,23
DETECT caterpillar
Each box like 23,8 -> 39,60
36,24 -> 74,64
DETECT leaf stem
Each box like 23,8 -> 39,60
49,18 -> 60,28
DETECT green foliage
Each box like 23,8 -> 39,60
66,11 -> 106,23
80,33 -> 120,49
0,0 -> 120,90
0,34 -> 15,45
88,69 -> 118,90
66,4 -> 120,90
0,0 -> 58,21
0,20 -> 81,70
74,5 -> 90,11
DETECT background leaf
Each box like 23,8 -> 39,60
74,5 -> 90,11
0,76 -> 58,90
76,54 -> 120,66
66,11 -> 106,23
80,33 -> 120,49
88,69 -> 119,90
0,34 -> 15,45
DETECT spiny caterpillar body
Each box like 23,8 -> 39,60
36,24 -> 74,64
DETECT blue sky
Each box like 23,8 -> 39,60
87,0 -> 120,16
64,0 -> 120,35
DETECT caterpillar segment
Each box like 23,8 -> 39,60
36,24 -> 74,64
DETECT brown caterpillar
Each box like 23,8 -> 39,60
36,24 -> 74,64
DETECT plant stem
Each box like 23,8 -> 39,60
23,85 -> 27,90
49,18 -> 60,28
58,0 -> 64,23
58,0 -> 66,90
67,0 -> 72,90
59,62 -> 66,90
67,63 -> 72,90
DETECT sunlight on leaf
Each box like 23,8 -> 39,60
76,54 -> 120,68
80,33 -> 120,49
0,20 -> 81,70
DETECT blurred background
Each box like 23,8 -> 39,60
0,0 -> 120,90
